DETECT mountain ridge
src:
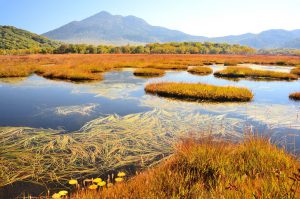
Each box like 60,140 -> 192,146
41,11 -> 300,49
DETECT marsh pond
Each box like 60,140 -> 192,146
0,64 -> 300,198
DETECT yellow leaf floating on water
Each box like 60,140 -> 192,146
98,181 -> 106,187
115,177 -> 124,182
117,172 -> 126,177
92,178 -> 102,183
52,193 -> 61,199
58,190 -> 68,196
88,184 -> 98,190
68,179 -> 78,185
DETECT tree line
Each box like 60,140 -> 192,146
0,42 -> 256,55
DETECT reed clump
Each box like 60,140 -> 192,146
73,137 -> 300,199
187,66 -> 213,75
145,82 -> 253,102
133,68 -> 165,77
214,66 -> 298,80
289,92 -> 300,101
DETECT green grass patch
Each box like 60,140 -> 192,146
187,66 -> 213,75
145,82 -> 253,102
133,68 -> 165,77
214,66 -> 298,80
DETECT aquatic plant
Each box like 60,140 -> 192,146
133,68 -> 165,77
73,137 -> 300,199
145,82 -> 253,102
187,66 -> 213,75
0,109 -> 243,188
289,92 -> 300,101
224,61 -> 238,66
214,66 -> 298,80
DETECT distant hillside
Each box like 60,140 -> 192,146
212,29 -> 300,49
0,26 -> 60,50
43,11 -> 300,49
43,11 -> 205,45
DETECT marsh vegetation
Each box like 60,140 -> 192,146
214,66 -> 298,80
187,66 -> 213,75
133,68 -> 165,77
145,82 -> 253,102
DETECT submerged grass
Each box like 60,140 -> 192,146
214,66 -> 298,80
145,82 -> 253,102
133,68 -> 165,77
74,137 -> 300,199
289,92 -> 300,101
187,66 -> 213,75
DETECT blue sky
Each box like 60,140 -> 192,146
1,0 -> 299,37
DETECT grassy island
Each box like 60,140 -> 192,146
145,82 -> 253,102
187,66 -> 213,75
133,68 -> 165,77
291,66 -> 300,76
214,66 -> 298,80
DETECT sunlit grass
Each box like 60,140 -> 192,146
187,66 -> 213,75
291,66 -> 300,76
289,92 -> 300,101
214,66 -> 298,80
133,68 -> 165,77
73,137 -> 300,199
145,82 -> 253,102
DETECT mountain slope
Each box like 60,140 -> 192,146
43,11 -> 206,45
0,26 -> 60,50
43,11 -> 300,48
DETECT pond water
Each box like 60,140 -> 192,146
0,65 -> 299,134
0,65 -> 300,198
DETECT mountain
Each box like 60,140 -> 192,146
43,11 -> 206,45
43,11 -> 300,49
211,29 -> 300,49
0,26 -> 60,50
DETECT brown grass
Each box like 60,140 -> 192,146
214,66 -> 298,80
187,66 -> 213,75
289,92 -> 300,101
133,68 -> 165,77
145,82 -> 253,102
73,138 -> 300,199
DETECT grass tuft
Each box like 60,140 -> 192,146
187,66 -> 213,75
133,68 -> 165,77
145,82 -> 253,102
73,137 -> 300,199
289,92 -> 300,101
291,66 -> 300,76
214,66 -> 298,80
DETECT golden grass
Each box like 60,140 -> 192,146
224,61 -> 239,66
73,137 -> 300,199
133,68 -> 165,77
145,82 -> 253,102
289,92 -> 300,101
214,66 -> 298,80
291,66 -> 300,76
0,54 -> 300,81
187,66 -> 213,75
